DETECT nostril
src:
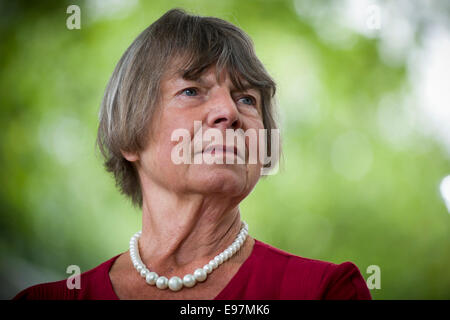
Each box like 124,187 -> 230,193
212,117 -> 240,128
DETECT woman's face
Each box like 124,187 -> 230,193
128,63 -> 265,199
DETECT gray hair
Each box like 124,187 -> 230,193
96,8 -> 279,208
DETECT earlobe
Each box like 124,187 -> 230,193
121,150 -> 140,162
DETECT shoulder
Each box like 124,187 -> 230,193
318,259 -> 372,300
12,255 -> 121,300
251,239 -> 371,300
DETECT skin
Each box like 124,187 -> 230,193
109,62 -> 265,299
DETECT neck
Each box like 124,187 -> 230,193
137,183 -> 244,276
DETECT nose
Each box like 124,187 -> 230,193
205,88 -> 242,131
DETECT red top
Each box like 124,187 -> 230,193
13,239 -> 371,300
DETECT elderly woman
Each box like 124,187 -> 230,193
14,8 -> 371,300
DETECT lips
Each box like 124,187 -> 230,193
203,144 -> 244,160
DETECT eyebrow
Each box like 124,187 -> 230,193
169,72 -> 262,111
177,73 -> 259,93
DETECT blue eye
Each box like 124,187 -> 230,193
239,96 -> 255,105
182,88 -> 198,96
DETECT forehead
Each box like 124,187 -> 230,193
161,57 -> 257,91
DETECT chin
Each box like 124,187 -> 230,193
192,164 -> 249,195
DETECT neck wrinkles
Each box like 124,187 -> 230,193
137,185 -> 243,276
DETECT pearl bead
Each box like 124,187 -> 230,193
156,276 -> 168,289
168,276 -> 183,291
146,272 -> 158,285
194,268 -> 207,282
203,264 -> 212,274
209,260 -> 218,269
183,274 -> 196,287
219,252 -> 226,261
136,265 -> 143,273
140,268 -> 148,278
214,255 -> 223,265
213,260 -> 219,268
222,251 -> 228,260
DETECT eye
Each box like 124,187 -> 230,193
239,96 -> 256,106
181,88 -> 198,96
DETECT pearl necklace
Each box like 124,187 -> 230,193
129,221 -> 248,292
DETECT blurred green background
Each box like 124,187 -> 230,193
1,0 -> 449,299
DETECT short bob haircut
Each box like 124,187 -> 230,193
97,8 -> 279,208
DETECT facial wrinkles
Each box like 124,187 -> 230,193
160,65 -> 265,170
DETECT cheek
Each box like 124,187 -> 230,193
156,115 -> 195,168
245,116 -> 264,132
244,119 -> 266,164
161,128 -> 184,164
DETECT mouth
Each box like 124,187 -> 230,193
202,144 -> 244,160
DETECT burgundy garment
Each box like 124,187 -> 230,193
13,239 -> 371,300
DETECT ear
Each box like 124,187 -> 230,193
121,149 -> 140,162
